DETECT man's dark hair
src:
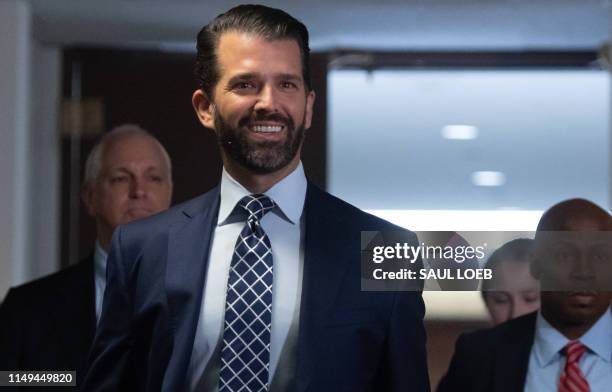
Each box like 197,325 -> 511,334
194,4 -> 311,98
481,238 -> 534,297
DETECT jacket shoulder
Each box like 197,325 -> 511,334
1,258 -> 91,305
457,311 -> 537,348
307,184 -> 416,236
117,187 -> 218,242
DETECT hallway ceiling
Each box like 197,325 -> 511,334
29,0 -> 610,50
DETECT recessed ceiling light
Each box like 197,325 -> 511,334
441,125 -> 478,140
471,171 -> 506,187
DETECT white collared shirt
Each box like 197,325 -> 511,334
524,307 -> 612,391
188,163 -> 307,391
93,240 -> 108,324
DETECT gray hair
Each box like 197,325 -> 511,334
83,124 -> 172,185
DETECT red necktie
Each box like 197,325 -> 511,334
558,340 -> 590,392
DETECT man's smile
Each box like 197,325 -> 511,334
249,123 -> 285,133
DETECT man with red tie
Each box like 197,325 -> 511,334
438,198 -> 611,392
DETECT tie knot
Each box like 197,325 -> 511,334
564,340 -> 587,363
238,194 -> 276,222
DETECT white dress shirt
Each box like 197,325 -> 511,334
188,163 -> 306,391
524,307 -> 612,391
93,240 -> 108,324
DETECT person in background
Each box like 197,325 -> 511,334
0,124 -> 173,386
438,198 -> 611,392
481,238 -> 540,325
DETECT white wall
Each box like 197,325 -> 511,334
0,0 -> 32,298
0,0 -> 61,299
30,42 -> 61,279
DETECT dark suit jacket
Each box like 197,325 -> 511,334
0,256 -> 97,389
437,312 -> 537,392
82,184 -> 429,392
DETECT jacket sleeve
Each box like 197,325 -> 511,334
81,226 -> 136,391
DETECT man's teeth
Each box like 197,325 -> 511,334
251,125 -> 283,133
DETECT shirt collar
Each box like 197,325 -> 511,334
581,307 -> 612,363
217,162 -> 307,226
94,240 -> 108,282
533,307 -> 612,367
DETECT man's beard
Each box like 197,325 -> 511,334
214,108 -> 306,174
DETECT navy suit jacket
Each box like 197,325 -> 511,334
82,184 -> 429,391
437,312 -> 537,392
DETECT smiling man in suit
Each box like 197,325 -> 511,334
0,125 -> 173,386
438,198 -> 612,392
82,5 -> 429,392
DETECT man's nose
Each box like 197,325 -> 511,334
570,253 -> 596,281
254,85 -> 278,113
129,177 -> 146,198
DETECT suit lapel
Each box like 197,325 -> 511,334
163,188 -> 220,391
295,185 -> 355,392
493,313 -> 536,392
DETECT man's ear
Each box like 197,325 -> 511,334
192,89 -> 215,130
304,89 -> 316,130
81,183 -> 97,217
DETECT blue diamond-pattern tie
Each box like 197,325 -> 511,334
219,194 -> 276,392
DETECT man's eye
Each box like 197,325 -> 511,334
550,245 -> 576,262
554,251 -> 574,261
110,176 -> 128,183
233,82 -> 255,90
149,175 -> 163,183
592,251 -> 610,263
280,81 -> 297,89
